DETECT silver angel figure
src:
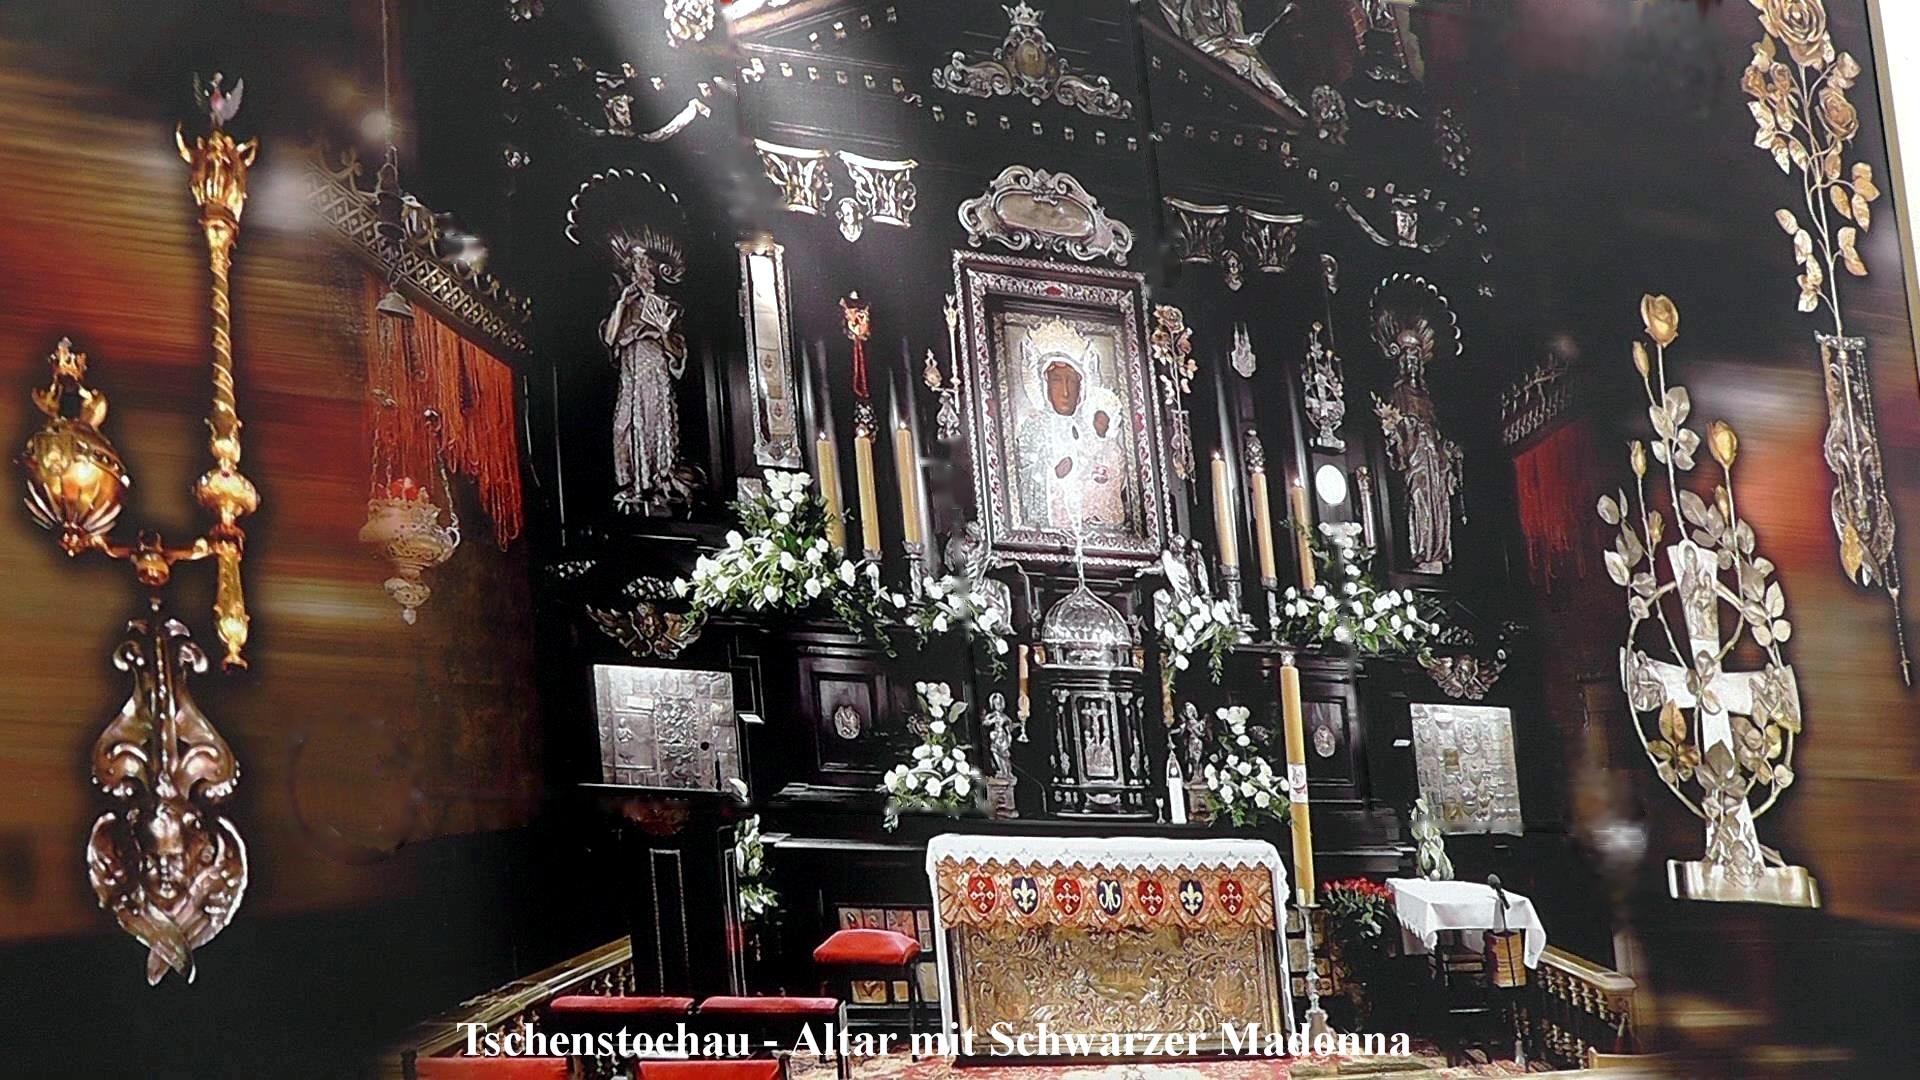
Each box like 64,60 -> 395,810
1159,1 -> 1308,123
1371,297 -> 1462,573
604,232 -> 694,513
982,691 -> 1026,779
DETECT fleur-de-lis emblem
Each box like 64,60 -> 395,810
966,873 -> 997,916
1051,877 -> 1082,915
1219,878 -> 1246,916
1179,879 -> 1204,917
1137,878 -> 1167,917
1011,876 -> 1038,915
1096,878 -> 1123,916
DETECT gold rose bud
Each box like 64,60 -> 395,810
1710,420 -> 1739,469
1641,294 -> 1680,347
1631,440 -> 1648,477
1632,341 -> 1651,378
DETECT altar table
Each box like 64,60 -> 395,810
1387,878 -> 1548,968
926,834 -> 1293,1053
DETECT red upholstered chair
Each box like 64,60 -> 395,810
638,1060 -> 784,1080
812,928 -> 924,1052
696,996 -> 845,1079
406,1055 -> 572,1079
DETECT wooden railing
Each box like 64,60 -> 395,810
1534,944 -> 1637,1068
379,938 -> 635,1079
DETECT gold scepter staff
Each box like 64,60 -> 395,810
180,72 -> 260,668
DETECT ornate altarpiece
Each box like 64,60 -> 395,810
927,834 -> 1293,1048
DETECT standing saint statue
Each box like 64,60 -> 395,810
603,231 -> 695,513
1370,281 -> 1463,573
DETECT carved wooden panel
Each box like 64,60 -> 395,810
791,635 -> 910,786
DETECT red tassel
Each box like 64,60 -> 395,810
363,272 -> 524,549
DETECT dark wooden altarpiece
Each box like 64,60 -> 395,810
474,0 -> 1606,1008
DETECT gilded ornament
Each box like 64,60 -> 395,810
1600,296 -> 1818,907
1754,0 -> 1833,70
1740,0 -> 1905,680
1639,294 -> 1679,348
959,166 -> 1134,264
933,2 -> 1134,119
1149,305 -> 1197,480
1709,420 -> 1739,469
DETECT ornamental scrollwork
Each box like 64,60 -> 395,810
303,148 -> 532,360
959,166 -> 1134,264
89,617 -> 247,985
934,2 -> 1133,120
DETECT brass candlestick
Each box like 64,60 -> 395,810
16,75 -> 259,983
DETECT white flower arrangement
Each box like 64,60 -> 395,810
881,681 -> 983,830
1201,705 -> 1289,828
1272,522 -> 1440,657
733,814 -> 778,924
1154,589 -> 1246,682
899,571 -> 1014,674
676,470 -> 893,640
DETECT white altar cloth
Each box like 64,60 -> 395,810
925,833 -> 1294,1038
1387,878 -> 1548,968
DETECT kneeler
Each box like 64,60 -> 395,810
695,997 -> 846,1080
811,928 -> 923,1055
546,994 -> 697,1042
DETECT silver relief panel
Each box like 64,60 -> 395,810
1408,703 -> 1522,836
592,664 -> 743,794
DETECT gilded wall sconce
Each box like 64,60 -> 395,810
15,76 -> 259,981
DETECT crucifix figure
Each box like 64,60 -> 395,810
841,291 -> 872,404
1625,540 -> 1799,891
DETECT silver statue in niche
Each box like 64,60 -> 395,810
1369,275 -> 1463,574
1302,320 -> 1345,451
604,230 -> 697,512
